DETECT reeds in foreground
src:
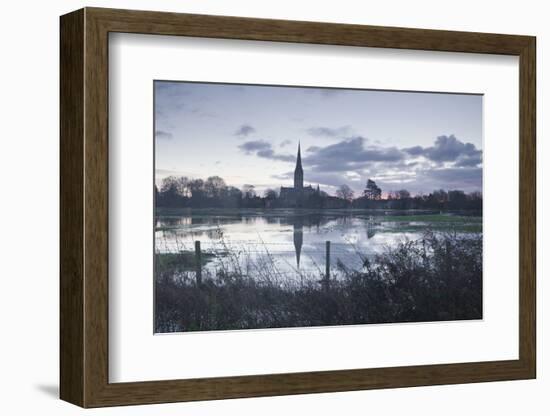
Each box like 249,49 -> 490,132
154,232 -> 482,332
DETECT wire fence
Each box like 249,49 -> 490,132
156,235 -> 371,282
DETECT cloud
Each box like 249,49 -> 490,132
257,149 -> 295,162
368,165 -> 483,194
416,167 -> 482,191
340,166 -> 482,196
306,172 -> 350,188
404,135 -> 482,166
424,167 -> 482,184
280,139 -> 292,147
402,145 -> 424,156
155,130 -> 173,140
304,136 -> 404,173
307,145 -> 321,152
239,140 -> 295,162
297,135 -> 482,194
154,82 -> 190,116
271,172 -> 293,180
234,124 -> 256,137
454,153 -> 483,167
306,126 -> 351,138
243,134 -> 482,194
239,140 -> 271,153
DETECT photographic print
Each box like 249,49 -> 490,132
154,81 -> 483,333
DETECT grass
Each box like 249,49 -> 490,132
156,251 -> 217,272
378,221 -> 481,234
372,214 -> 481,223
359,214 -> 482,233
155,231 -> 482,333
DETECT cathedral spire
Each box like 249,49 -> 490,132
294,142 -> 303,190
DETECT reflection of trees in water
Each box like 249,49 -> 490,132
264,216 -> 283,225
243,216 -> 259,225
156,211 -> 383,267
287,213 -> 379,258
157,214 -> 244,228
335,215 -> 354,226
280,214 -> 335,268
278,213 -> 326,228
157,216 -> 188,227
158,211 -> 340,229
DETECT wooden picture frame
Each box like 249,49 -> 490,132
60,7 -> 536,408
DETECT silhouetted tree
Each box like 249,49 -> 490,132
336,184 -> 354,201
204,176 -> 227,199
264,188 -> 278,199
448,190 -> 467,209
432,189 -> 448,204
155,174 -> 482,211
363,179 -> 382,200
397,189 -> 410,199
227,186 -> 243,200
159,176 -> 188,206
242,184 -> 256,199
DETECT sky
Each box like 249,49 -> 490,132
154,81 -> 483,196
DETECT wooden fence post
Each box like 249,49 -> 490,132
195,240 -> 202,286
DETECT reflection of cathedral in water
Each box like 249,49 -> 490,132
282,215 -> 310,269
293,218 -> 303,267
156,211 -> 380,269
286,214 -> 319,268
288,214 -> 378,268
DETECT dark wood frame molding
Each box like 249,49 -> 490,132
60,7 -> 536,408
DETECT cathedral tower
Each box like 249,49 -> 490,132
294,142 -> 304,190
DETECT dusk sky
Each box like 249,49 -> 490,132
154,81 -> 482,196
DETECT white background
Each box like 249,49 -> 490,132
0,0 -> 546,414
110,34 -> 519,382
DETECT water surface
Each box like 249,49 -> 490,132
155,208 -> 481,279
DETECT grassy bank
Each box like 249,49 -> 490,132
154,232 -> 482,332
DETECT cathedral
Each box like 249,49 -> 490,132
279,143 -> 319,206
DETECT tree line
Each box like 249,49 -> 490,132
156,175 -> 269,208
335,180 -> 482,210
156,175 -> 482,211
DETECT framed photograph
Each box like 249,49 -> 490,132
60,7 -> 536,407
